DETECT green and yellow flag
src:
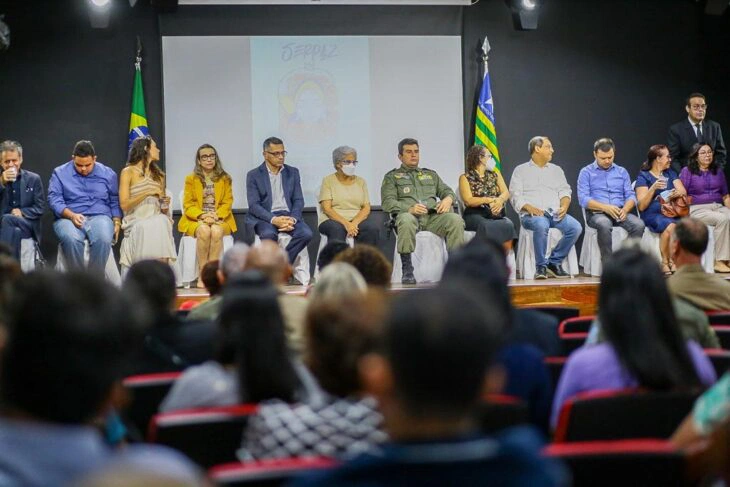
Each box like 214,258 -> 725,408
474,64 -> 500,172
128,55 -> 149,149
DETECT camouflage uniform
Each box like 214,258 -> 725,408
381,164 -> 464,254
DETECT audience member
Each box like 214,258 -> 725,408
246,137 -> 312,268
459,144 -> 516,251
292,285 -> 566,486
551,248 -> 716,428
48,140 -> 122,275
318,145 -> 379,246
315,240 -> 350,274
679,143 -> 730,272
668,92 -> 726,172
244,240 -> 309,352
333,244 -> 392,288
0,254 -> 20,338
160,272 -> 318,412
118,136 -> 176,269
635,144 -> 686,274
239,291 -> 387,461
509,136 -> 581,279
123,260 -> 215,374
0,271 -> 200,486
200,259 -> 221,297
381,138 -> 464,284
578,138 -> 645,264
672,371 -> 730,453
667,217 -> 730,310
185,242 -> 249,322
0,140 -> 45,261
308,262 -> 367,303
177,144 -> 236,287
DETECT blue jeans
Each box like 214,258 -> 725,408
521,213 -> 582,268
54,215 -> 114,274
0,214 -> 34,260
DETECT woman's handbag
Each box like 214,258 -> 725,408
659,193 -> 692,218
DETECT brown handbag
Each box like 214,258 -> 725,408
659,193 -> 692,218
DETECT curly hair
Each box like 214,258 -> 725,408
334,245 -> 392,288
127,136 -> 164,183
465,145 -> 491,172
687,143 -> 718,175
193,144 -> 231,184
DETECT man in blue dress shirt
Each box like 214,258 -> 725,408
48,140 -> 122,274
577,138 -> 645,263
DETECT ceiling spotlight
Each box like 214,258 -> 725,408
508,0 -> 543,31
88,0 -> 112,28
521,0 -> 537,10
90,0 -> 111,6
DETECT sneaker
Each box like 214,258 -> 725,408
534,265 -> 548,280
546,263 -> 570,279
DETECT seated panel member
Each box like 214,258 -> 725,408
245,137 -> 312,265
668,92 -> 726,173
509,136 -> 582,279
381,138 -> 464,284
48,140 -> 122,275
318,145 -> 379,246
578,137 -> 645,264
0,140 -> 45,261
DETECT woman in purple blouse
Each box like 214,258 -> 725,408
679,143 -> 730,273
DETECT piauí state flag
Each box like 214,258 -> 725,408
128,61 -> 149,150
474,68 -> 501,172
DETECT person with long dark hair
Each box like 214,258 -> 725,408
159,271 -> 317,412
551,248 -> 716,428
178,144 -> 236,287
118,136 -> 176,269
635,144 -> 687,274
679,143 -> 730,272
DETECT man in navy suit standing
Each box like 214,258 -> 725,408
668,92 -> 726,173
246,137 -> 312,265
0,140 -> 45,260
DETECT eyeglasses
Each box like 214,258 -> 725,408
690,104 -> 707,110
199,154 -> 217,161
266,151 -> 287,158
340,160 -> 358,166
480,153 -> 493,159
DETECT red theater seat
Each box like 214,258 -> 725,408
209,457 -> 338,487
122,372 -> 181,439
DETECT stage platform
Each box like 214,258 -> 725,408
176,276 -> 601,316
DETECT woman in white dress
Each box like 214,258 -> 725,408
119,136 -> 176,269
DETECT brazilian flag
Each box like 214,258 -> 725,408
128,59 -> 149,150
474,67 -> 500,172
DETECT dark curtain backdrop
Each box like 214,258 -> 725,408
0,0 -> 728,264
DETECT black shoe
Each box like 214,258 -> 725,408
534,265 -> 548,280
546,263 -> 570,279
287,276 -> 303,286
400,253 -> 417,285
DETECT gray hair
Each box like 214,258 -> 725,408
0,140 -> 22,158
528,136 -> 548,155
331,146 -> 357,169
309,262 -> 367,302
593,137 -> 615,153
220,242 -> 250,279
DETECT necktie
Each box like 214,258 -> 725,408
696,123 -> 704,142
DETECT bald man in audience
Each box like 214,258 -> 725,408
668,217 -> 730,311
244,240 -> 308,352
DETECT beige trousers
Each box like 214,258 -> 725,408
689,203 -> 730,260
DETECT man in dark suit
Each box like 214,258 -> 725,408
0,140 -> 45,260
668,92 -> 726,173
245,136 -> 312,264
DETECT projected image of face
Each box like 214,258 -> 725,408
399,144 -> 420,168
279,71 -> 338,143
294,84 -> 326,123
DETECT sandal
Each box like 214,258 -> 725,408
661,262 -> 672,276
668,261 -> 677,274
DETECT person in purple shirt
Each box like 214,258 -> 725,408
551,248 -> 716,429
679,143 -> 730,273
48,140 -> 122,275
577,138 -> 645,264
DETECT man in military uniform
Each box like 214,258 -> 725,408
381,138 -> 464,284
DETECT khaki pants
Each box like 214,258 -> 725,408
395,212 -> 465,254
689,203 -> 730,260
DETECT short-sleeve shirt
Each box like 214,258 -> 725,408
635,169 -> 679,216
318,174 -> 369,226
693,371 -> 730,435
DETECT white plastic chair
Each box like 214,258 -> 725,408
56,242 -> 121,286
19,238 -> 37,272
579,208 -> 629,277
313,193 -> 354,280
640,225 -> 715,273
391,230 -> 448,284
515,225 -> 579,280
253,233 -> 311,286
175,190 -> 235,287
463,229 -> 517,280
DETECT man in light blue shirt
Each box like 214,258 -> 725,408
48,140 -> 122,274
577,138 -> 644,263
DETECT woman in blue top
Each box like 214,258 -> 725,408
635,144 -> 688,275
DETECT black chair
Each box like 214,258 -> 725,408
544,356 -> 567,397
706,311 -> 730,326
704,348 -> 730,377
476,394 -> 529,434
209,457 -> 337,487
554,388 -> 699,443
710,325 -> 730,350
525,306 -> 580,323
149,404 -> 258,469
544,439 -> 689,487
122,372 -> 181,439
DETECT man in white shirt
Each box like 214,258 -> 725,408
509,136 -> 582,279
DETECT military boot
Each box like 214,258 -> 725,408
400,253 -> 417,285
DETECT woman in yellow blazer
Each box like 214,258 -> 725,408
178,144 -> 236,287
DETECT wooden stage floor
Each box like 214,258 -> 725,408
177,275 -> 602,316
